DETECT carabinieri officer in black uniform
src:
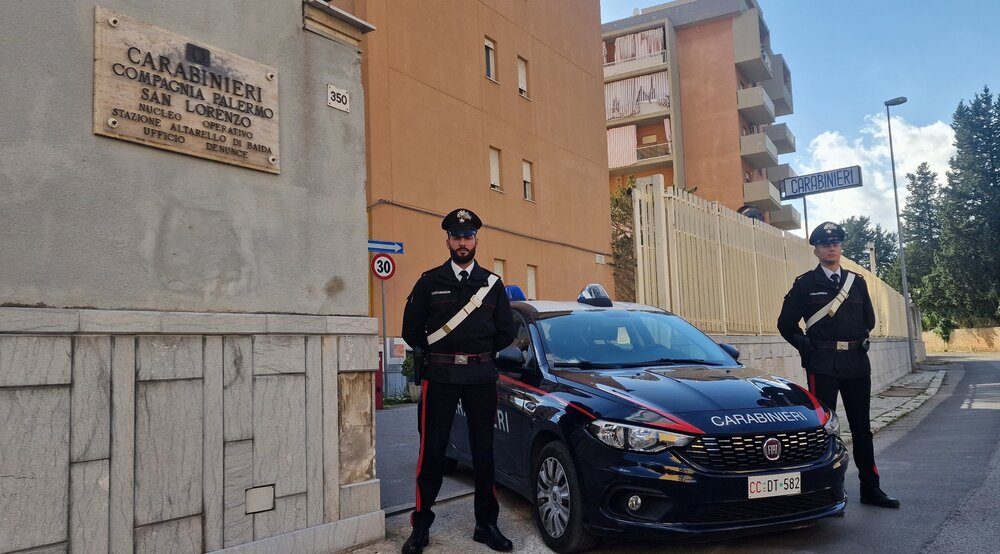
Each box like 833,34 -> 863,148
778,221 -> 900,509
400,208 -> 516,554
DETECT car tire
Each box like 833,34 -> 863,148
532,441 -> 599,553
442,455 -> 459,474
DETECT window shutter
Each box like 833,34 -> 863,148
522,160 -> 533,200
517,57 -> 528,95
485,38 -> 496,79
489,147 -> 501,189
526,265 -> 538,300
493,259 -> 505,280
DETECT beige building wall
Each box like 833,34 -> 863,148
358,0 -> 615,334
675,17 -> 745,211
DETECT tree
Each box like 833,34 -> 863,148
899,162 -> 941,306
610,177 -> 636,302
924,86 -> 1000,327
837,216 -> 898,282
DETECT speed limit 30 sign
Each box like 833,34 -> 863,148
370,253 -> 395,281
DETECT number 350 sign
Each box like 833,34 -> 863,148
327,84 -> 350,113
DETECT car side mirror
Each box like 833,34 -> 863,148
495,345 -> 527,372
719,343 -> 740,361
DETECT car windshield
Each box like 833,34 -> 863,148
536,309 -> 738,368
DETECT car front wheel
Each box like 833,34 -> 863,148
533,441 -> 598,553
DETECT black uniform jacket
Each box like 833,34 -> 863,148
402,260 -> 516,384
777,265 -> 876,378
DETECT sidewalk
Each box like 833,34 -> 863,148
364,361 -> 951,553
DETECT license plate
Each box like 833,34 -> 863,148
748,472 -> 801,499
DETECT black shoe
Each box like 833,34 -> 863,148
860,487 -> 901,509
401,527 -> 429,554
472,524 -> 513,552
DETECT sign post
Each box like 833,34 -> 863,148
370,253 -> 395,405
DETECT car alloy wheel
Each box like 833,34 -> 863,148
532,441 -> 598,553
537,456 -> 571,538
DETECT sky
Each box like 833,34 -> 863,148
601,0 -> 1000,236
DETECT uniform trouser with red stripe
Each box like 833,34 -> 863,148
412,380 -> 499,530
808,372 -> 880,490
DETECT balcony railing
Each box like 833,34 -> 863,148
637,142 -> 671,160
603,50 -> 668,79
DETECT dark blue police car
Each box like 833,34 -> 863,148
446,285 -> 847,552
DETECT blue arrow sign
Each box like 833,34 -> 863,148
367,240 -> 404,254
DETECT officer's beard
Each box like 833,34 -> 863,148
449,246 -> 476,265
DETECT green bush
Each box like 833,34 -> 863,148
401,352 -> 414,382
935,317 -> 957,343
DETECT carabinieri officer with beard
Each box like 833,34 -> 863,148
400,208 -> 516,554
778,221 -> 900,509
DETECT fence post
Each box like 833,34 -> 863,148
653,176 -> 671,311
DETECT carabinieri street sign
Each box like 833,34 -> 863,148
367,240 -> 404,254
781,165 -> 863,200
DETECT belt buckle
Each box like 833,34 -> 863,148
455,354 -> 468,365
836,341 -> 849,351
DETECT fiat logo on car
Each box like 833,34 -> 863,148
763,437 -> 782,461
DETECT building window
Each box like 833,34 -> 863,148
522,160 -> 534,201
517,57 -> 529,97
526,265 -> 538,300
485,38 -> 497,81
489,146 -> 502,191
493,259 -> 506,280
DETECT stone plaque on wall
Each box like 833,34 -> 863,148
93,6 -> 280,173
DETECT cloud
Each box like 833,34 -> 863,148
787,114 -> 955,236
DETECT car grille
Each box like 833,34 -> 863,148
686,490 -> 840,524
682,428 -> 830,471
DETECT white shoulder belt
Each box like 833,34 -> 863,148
804,272 -> 856,331
427,274 -> 500,345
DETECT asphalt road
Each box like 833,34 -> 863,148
373,354 -> 1000,553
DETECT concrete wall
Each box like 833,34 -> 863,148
358,0 -> 614,335
0,309 -> 383,553
0,1 -> 368,316
924,327 -> 1000,352
710,335 -> 923,394
0,2 -> 383,552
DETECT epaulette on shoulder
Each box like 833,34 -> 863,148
794,273 -> 808,281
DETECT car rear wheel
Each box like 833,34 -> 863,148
533,442 -> 599,553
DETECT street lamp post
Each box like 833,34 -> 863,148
884,96 -> 917,372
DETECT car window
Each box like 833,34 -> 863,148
536,310 -> 736,367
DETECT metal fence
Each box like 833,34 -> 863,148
633,177 -> 908,337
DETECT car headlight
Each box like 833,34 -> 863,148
823,411 -> 840,437
586,420 -> 695,453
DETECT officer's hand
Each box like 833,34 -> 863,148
794,335 -> 811,352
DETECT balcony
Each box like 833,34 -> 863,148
609,141 -> 672,175
740,132 -> 778,169
738,86 -> 775,125
604,50 -> 668,81
761,53 -> 793,116
767,163 -> 796,187
733,8 -> 773,82
637,142 -> 671,160
764,123 -> 795,154
769,204 -> 802,231
743,180 -> 782,212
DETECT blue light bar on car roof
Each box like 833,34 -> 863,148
506,285 -> 527,301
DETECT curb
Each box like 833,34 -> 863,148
841,369 -> 946,445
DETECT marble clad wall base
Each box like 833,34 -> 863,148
0,308 -> 382,553
708,335 -> 923,393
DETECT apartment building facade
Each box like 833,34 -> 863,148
343,0 -> 614,341
602,0 -> 802,230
